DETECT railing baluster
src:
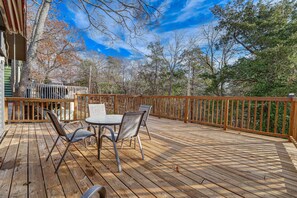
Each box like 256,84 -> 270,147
13,102 -> 16,121
267,101 -> 271,132
282,102 -> 287,134
211,100 -> 215,123
199,99 -> 203,122
220,100 -> 224,125
203,100 -> 207,122
195,99 -> 199,122
247,100 -> 251,129
260,101 -> 264,131
224,99 -> 229,130
32,102 -> 35,121
236,100 -> 239,127
41,102 -> 44,121
230,100 -> 234,127
208,100 -> 211,123
184,97 -> 189,123
253,101 -> 257,130
274,101 -> 279,134
241,100 -> 245,128
216,100 -> 219,124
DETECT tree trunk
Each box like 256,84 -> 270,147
191,66 -> 195,95
168,72 -> 173,95
187,66 -> 191,96
17,0 -> 52,96
154,62 -> 158,95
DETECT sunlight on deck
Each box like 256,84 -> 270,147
1,117 -> 297,197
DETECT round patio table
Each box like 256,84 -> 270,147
85,114 -> 123,159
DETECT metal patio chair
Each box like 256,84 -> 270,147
88,103 -> 106,117
45,110 -> 96,173
100,111 -> 145,172
139,105 -> 152,140
88,103 -> 107,140
81,185 -> 106,198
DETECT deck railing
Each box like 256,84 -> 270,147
5,97 -> 74,122
4,94 -> 297,145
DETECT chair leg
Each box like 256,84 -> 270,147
84,139 -> 88,147
134,137 -> 136,149
111,141 -> 122,172
129,138 -> 132,147
46,137 -> 59,161
98,136 -> 103,159
55,142 -> 71,173
120,139 -> 124,149
137,135 -> 144,160
145,124 -> 151,140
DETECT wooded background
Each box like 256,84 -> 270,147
22,0 -> 297,97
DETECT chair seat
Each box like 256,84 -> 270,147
67,130 -> 95,142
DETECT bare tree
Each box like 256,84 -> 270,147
18,0 -> 52,96
162,33 -> 186,95
183,47 -> 204,96
198,24 -> 236,96
140,41 -> 165,95
18,0 -> 159,96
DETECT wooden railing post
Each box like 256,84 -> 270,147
224,99 -> 229,130
114,95 -> 118,114
184,97 -> 189,123
289,98 -> 297,142
4,98 -> 8,123
74,94 -> 78,120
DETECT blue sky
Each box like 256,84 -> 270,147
57,0 -> 226,59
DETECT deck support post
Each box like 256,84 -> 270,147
224,99 -> 229,130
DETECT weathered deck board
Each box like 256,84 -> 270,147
1,117 -> 297,198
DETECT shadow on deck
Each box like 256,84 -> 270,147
1,117 -> 297,197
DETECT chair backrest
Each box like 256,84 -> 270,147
46,110 -> 67,137
139,105 -> 152,125
116,111 -> 145,141
88,104 -> 106,118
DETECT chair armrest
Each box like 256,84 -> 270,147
101,126 -> 118,141
88,125 -> 97,134
81,185 -> 106,198
63,121 -> 83,128
64,121 -> 96,134
101,126 -> 115,134
69,127 -> 85,141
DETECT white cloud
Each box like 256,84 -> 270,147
157,0 -> 174,13
68,6 -> 89,29
66,0 -> 221,59
174,0 -> 208,23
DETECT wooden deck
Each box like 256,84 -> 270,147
1,117 -> 297,198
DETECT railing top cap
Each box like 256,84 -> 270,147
74,94 -> 297,101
